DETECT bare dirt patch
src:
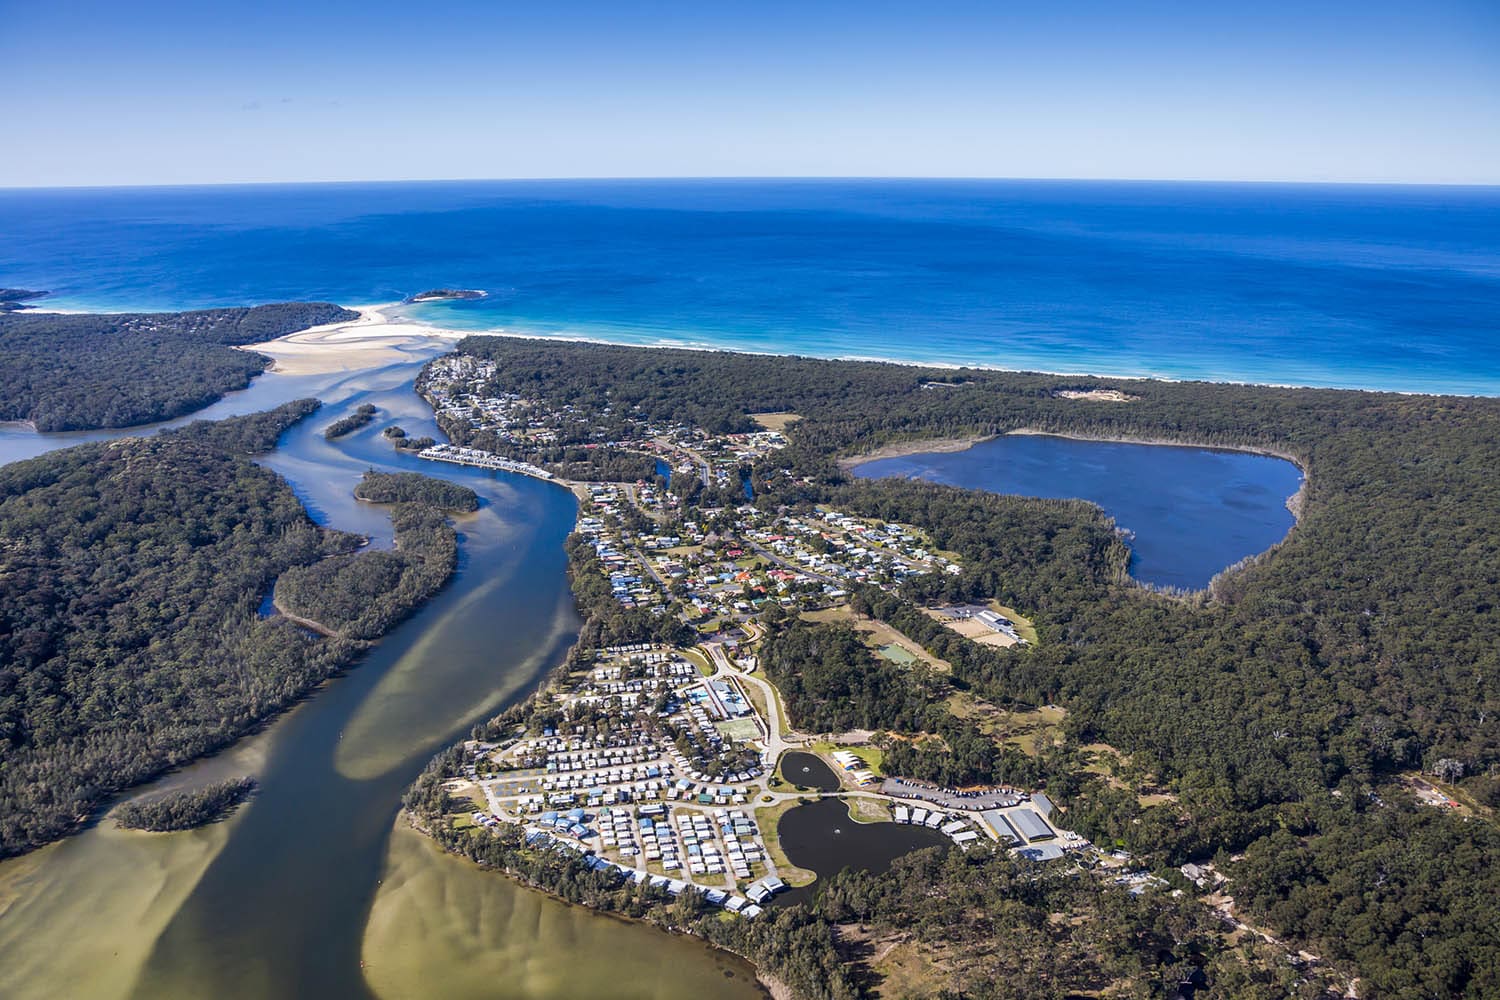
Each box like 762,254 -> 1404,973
750,411 -> 803,432
1052,388 -> 1141,402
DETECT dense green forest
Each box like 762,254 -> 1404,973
324,402 -> 378,439
382,425 -> 437,451
115,777 -> 256,831
445,336 -> 1500,995
353,469 -> 479,511
0,302 -> 354,430
274,472 -> 475,641
0,402 -> 456,857
760,621 -> 937,733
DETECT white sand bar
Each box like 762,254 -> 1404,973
240,304 -> 466,375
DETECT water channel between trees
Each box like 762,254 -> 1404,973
0,359 -> 763,1000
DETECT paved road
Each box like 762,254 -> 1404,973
653,437 -> 712,485
742,538 -> 840,585
701,642 -> 796,767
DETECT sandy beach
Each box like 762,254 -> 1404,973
241,304 -> 466,375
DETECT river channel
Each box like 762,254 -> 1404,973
0,360 -> 762,999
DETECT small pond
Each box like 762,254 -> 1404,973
775,798 -> 950,905
779,751 -> 842,792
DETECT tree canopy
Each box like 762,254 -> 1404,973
0,302 -> 354,430
0,401 -> 458,856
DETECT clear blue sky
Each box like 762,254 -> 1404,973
3,0 -> 1497,187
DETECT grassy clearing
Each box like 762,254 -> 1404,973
742,680 -> 770,726
680,647 -> 715,677
801,605 -> 952,673
811,741 -> 885,776
749,412 -> 803,433
862,934 -> 955,998
988,601 -> 1039,645
842,795 -> 891,824
944,693 -> 1066,757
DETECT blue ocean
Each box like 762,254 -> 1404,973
2,179 -> 1497,395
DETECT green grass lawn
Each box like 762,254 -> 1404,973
810,741 -> 885,776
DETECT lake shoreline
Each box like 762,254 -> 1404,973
845,426 -> 1308,523
1006,428 -> 1309,525
836,433 -> 996,470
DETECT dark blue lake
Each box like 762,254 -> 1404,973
854,434 -> 1303,590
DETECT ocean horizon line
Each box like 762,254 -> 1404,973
5,175 -> 1500,195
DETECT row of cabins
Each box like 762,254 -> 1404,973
892,805 -> 982,846
521,829 -> 768,918
417,443 -> 555,480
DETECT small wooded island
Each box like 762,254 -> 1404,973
116,777 -> 257,832
354,469 -> 480,511
405,288 -> 486,303
324,403 -> 378,439
382,424 -> 435,450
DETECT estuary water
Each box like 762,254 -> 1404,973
2,179 -> 1498,395
854,434 -> 1304,590
0,364 -> 761,1000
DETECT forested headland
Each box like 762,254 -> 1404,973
0,302 -> 354,431
115,777 -> 257,832
273,471 -> 476,640
438,335 -> 1500,996
0,403 -> 458,857
0,289 -> 47,312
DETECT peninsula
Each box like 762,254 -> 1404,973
0,302 -> 355,431
0,288 -> 48,312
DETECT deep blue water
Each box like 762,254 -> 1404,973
2,179 -> 1498,395
854,434 -> 1303,590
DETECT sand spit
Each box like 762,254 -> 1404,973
836,434 -> 994,470
241,304 -> 465,375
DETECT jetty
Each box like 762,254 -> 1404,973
418,444 -> 555,481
